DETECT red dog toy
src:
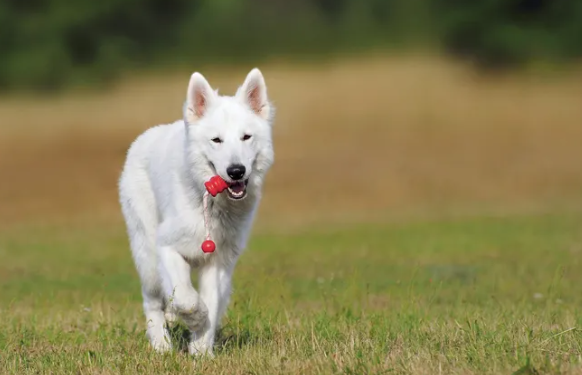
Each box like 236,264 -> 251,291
204,175 -> 229,197
201,175 -> 229,253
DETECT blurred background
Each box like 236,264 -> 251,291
1,0 -> 582,231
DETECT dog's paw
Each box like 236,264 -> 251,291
176,298 -> 209,332
148,331 -> 173,353
164,310 -> 178,325
146,322 -> 173,354
188,339 -> 214,358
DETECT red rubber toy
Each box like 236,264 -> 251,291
204,175 -> 229,196
201,240 -> 216,253
201,175 -> 229,253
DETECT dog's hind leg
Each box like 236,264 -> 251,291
128,222 -> 172,352
142,288 -> 172,352
120,178 -> 172,353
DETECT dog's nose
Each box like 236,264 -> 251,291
226,164 -> 246,181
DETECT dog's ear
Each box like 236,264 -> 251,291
237,68 -> 270,120
185,72 -> 215,123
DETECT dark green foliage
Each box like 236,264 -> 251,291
1,0 -> 581,92
0,0 -> 196,91
433,0 -> 582,69
0,0 -> 432,91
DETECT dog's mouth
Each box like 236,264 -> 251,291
226,179 -> 248,200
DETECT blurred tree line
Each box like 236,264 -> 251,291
1,0 -> 581,92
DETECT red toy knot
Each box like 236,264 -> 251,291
201,240 -> 216,253
204,175 -> 229,197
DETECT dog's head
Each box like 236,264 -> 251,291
183,68 -> 274,201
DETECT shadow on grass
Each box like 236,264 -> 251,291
215,324 -> 268,354
165,322 -> 267,355
167,323 -> 190,353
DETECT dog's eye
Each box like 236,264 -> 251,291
242,134 -> 252,141
211,137 -> 223,144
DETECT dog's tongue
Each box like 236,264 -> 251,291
229,181 -> 245,193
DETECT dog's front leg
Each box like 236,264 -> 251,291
189,257 -> 235,356
159,246 -> 209,339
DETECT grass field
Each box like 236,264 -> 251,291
1,214 -> 582,374
1,55 -> 582,374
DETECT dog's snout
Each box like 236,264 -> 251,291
226,164 -> 246,181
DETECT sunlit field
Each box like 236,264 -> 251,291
1,55 -> 581,374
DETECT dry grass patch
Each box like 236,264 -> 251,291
2,55 -> 582,229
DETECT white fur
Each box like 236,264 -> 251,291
118,68 -> 274,356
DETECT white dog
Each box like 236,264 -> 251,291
118,68 -> 274,356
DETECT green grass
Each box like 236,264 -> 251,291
1,213 -> 582,374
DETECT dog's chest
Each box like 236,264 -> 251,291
207,200 -> 254,251
166,200 -> 254,261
